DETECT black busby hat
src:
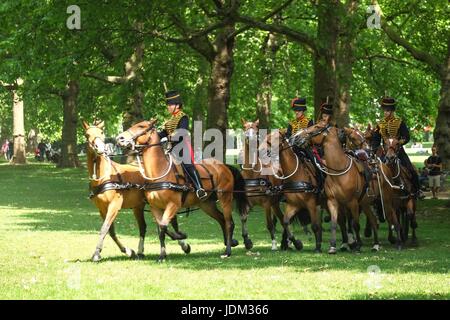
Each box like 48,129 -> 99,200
320,102 -> 333,115
380,96 -> 396,111
165,90 -> 183,105
291,97 -> 307,112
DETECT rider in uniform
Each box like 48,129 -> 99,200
372,96 -> 424,199
286,97 -> 314,138
158,90 -> 207,200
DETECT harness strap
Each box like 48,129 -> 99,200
142,181 -> 193,193
276,181 -> 318,194
89,181 -> 142,198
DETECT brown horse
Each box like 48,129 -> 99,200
382,137 -> 418,247
83,120 -> 147,262
293,121 -> 389,253
84,121 -> 188,262
240,119 -> 285,250
116,119 -> 249,261
259,130 -> 322,252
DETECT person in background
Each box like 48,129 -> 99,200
425,145 -> 442,199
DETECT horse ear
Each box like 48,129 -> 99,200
82,121 -> 90,130
96,121 -> 105,130
367,123 -> 372,131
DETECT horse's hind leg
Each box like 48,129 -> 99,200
272,202 -> 287,250
407,199 -> 418,246
361,203 -> 380,252
109,222 -> 136,258
240,204 -> 253,251
133,205 -> 147,258
349,200 -> 362,252
264,203 -> 277,250
338,210 -> 350,251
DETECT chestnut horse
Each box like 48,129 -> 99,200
259,130 -> 322,252
382,137 -> 418,247
84,121 -> 188,262
240,119 -> 285,250
293,121 -> 391,253
116,119 -> 249,261
83,120 -> 147,262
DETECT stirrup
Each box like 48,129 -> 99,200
196,188 -> 208,200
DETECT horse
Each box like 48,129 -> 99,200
83,120 -> 188,262
292,121 -> 389,253
83,120 -> 147,262
382,137 -> 418,247
240,119 -> 285,250
259,129 -> 322,253
116,119 -> 250,261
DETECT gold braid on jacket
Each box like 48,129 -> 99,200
289,117 -> 311,135
163,111 -> 186,136
378,116 -> 402,140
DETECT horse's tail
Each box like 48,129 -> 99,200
226,165 -> 251,218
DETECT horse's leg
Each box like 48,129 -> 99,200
361,202 -> 380,252
170,216 -> 188,240
338,209 -> 350,252
306,200 -> 322,253
219,193 -> 237,258
92,198 -> 123,262
282,203 -> 303,251
108,222 -> 137,258
272,202 -> 287,249
156,203 -> 180,262
408,199 -> 418,246
263,202 -> 277,250
349,199 -> 362,252
240,202 -> 253,251
388,206 -> 403,250
327,198 -> 339,254
133,205 -> 147,258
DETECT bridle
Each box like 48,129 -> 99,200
261,131 -> 299,180
85,127 -> 112,181
290,123 -> 331,147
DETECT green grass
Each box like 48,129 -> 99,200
0,160 -> 449,300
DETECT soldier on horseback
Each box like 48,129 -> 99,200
372,96 -> 425,200
159,90 -> 207,200
286,97 -> 314,138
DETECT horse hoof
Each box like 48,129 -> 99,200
314,248 -> 322,254
396,245 -> 403,251
183,244 -> 191,254
364,228 -> 372,238
244,238 -> 253,250
328,247 -> 337,255
92,254 -> 101,262
220,254 -> 231,259
157,257 -> 166,263
231,239 -> 239,247
137,253 -> 145,260
294,240 -> 303,251
125,248 -> 136,259
340,244 -> 350,252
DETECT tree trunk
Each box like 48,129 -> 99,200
313,0 -> 339,120
58,80 -> 81,168
206,25 -> 235,157
11,83 -> 27,164
434,41 -> 450,169
256,32 -> 281,129
336,0 -> 358,128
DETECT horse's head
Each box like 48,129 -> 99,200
116,119 -> 158,150
290,120 -> 331,147
383,137 -> 400,163
344,127 -> 370,151
82,120 -> 107,155
241,118 -> 259,141
258,129 -> 289,161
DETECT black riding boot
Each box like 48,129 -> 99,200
183,163 -> 207,200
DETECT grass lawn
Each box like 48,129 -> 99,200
0,159 -> 449,300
